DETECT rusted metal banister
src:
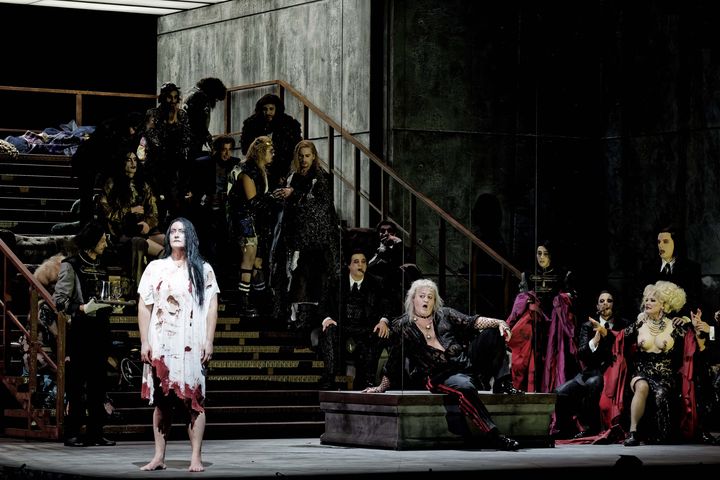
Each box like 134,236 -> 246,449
0,84 -> 156,129
0,239 -> 57,307
354,148 -> 362,227
0,85 -> 157,99
438,220 -> 447,295
1,236 -> 66,438
227,80 -> 521,279
2,305 -> 57,372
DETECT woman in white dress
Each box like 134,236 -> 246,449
137,216 -> 219,472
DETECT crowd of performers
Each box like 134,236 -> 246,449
506,236 -> 720,447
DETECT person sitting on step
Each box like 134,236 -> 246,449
320,248 -> 391,390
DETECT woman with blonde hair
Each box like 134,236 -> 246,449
622,280 -> 702,446
227,135 -> 276,316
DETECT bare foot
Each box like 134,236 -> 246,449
140,459 -> 167,471
188,459 -> 204,472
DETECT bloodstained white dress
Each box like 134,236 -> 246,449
137,257 -> 220,413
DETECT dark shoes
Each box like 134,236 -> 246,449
492,379 -> 525,395
572,429 -> 597,440
623,431 -> 640,447
492,434 -> 520,451
701,432 -> 718,445
85,436 -> 116,447
63,436 -> 86,447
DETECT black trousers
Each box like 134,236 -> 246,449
554,372 -> 604,434
65,319 -> 109,440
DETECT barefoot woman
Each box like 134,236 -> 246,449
137,217 -> 219,472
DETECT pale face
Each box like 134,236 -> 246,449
298,147 -> 315,174
260,145 -> 275,166
657,232 -> 675,262
596,292 -> 614,318
169,221 -> 186,249
348,253 -> 366,281
644,292 -> 662,318
217,142 -> 233,163
413,287 -> 436,318
124,152 -> 138,178
262,104 -> 276,122
536,246 -> 551,269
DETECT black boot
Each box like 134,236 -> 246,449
238,283 -> 258,317
493,376 -> 524,395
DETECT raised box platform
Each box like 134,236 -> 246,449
320,390 -> 556,450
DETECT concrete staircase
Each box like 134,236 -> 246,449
0,153 -> 78,235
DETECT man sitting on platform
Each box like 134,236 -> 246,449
552,290 -> 627,439
320,249 -> 390,390
363,278 -> 523,451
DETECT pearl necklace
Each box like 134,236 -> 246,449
646,315 -> 666,336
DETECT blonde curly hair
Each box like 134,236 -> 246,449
642,280 -> 686,314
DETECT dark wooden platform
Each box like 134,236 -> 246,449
319,390 -> 556,450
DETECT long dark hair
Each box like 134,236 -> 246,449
161,217 -> 207,306
106,148 -> 144,207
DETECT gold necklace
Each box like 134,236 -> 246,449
414,315 -> 434,339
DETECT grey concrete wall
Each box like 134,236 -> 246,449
156,0 -> 372,226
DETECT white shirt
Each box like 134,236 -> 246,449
589,316 -> 613,352
349,275 -> 364,290
660,259 -> 675,274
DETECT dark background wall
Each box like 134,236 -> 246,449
387,0 -> 720,318
0,5 -> 157,131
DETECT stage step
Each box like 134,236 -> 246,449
0,153 -> 76,235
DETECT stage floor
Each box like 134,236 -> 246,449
0,437 -> 718,479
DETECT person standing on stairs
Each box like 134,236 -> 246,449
183,76 -> 227,164
137,217 -> 219,472
142,82 -> 193,228
240,93 -> 302,190
53,221 -> 115,447
270,140 -> 341,333
227,136 -> 278,316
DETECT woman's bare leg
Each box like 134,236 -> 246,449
629,378 -> 649,432
140,406 -> 170,471
188,412 -> 206,472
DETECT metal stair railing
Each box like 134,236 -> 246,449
0,85 -> 156,136
223,80 -> 521,313
0,237 -> 66,440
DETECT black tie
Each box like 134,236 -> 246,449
352,282 -> 359,293
662,264 -> 671,275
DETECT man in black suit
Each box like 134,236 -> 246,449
642,225 -> 702,316
320,249 -> 390,390
553,290 -> 627,439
